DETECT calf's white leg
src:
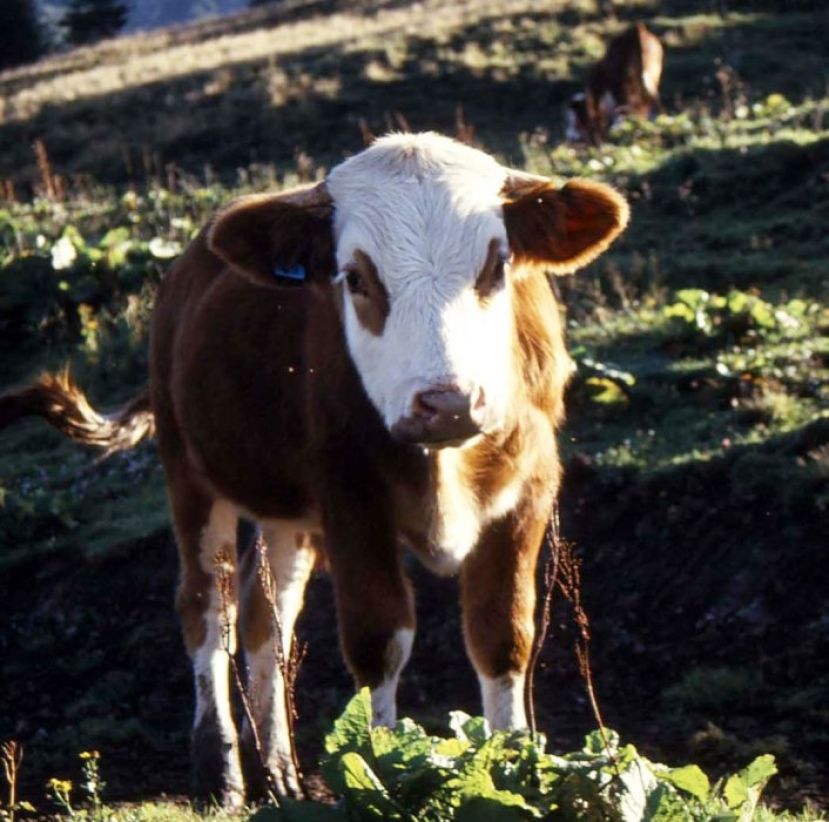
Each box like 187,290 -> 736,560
171,492 -> 245,808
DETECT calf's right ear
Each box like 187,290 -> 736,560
207,182 -> 335,287
502,172 -> 629,274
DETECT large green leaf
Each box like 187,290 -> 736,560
324,689 -> 373,757
740,754 -> 778,789
372,720 -> 454,812
617,757 -> 661,822
339,751 -> 408,821
643,785 -> 690,822
581,728 -> 621,756
724,755 -> 777,819
660,764 -> 710,801
452,766 -> 540,820
322,689 -> 374,795
449,711 -> 491,744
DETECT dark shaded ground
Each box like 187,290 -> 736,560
2,418 -> 827,811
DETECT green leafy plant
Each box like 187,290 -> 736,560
252,690 -> 779,821
663,289 -> 802,342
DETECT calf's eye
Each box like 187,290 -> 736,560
345,269 -> 367,296
475,244 -> 509,298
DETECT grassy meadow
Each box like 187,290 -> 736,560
0,0 -> 827,818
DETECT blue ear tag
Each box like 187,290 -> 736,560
272,263 -> 306,282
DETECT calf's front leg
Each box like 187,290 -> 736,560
325,498 -> 415,728
461,506 -> 548,730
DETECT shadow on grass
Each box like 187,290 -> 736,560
0,4 -> 591,188
1,415 -> 826,804
550,416 -> 829,794
568,136 -> 829,300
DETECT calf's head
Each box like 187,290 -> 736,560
209,133 -> 628,446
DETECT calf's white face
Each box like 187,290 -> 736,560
327,134 -> 515,440
207,131 -> 630,446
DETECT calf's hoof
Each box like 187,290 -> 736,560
241,725 -> 304,801
192,720 -> 245,810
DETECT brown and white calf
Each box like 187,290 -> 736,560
566,23 -> 664,145
1,133 -> 628,806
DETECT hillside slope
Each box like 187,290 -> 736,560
4,1 -> 827,189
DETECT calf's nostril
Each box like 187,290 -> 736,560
412,391 -> 437,418
472,386 -> 486,412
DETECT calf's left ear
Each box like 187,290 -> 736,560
501,173 -> 629,274
208,182 -> 335,287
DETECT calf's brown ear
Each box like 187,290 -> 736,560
502,173 -> 629,274
208,182 -> 335,287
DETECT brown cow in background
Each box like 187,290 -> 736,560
567,23 -> 664,145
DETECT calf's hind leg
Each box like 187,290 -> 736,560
238,520 -> 317,797
169,480 -> 244,808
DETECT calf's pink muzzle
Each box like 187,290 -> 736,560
390,386 -> 486,446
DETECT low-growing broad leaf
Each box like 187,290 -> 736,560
452,766 -> 540,819
740,754 -> 777,788
450,712 -> 491,743
582,728 -> 619,756
724,755 -> 777,820
325,689 -> 373,756
322,689 -> 374,794
660,764 -> 710,801
643,785 -> 689,822
617,757 -> 660,822
340,751 -> 408,821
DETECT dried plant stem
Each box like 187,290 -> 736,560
525,505 -> 561,737
33,140 -> 59,201
255,537 -> 308,800
555,537 -> 618,773
455,104 -> 476,146
1,741 -> 23,822
214,547 -> 282,805
524,504 -> 619,773
358,117 -> 376,146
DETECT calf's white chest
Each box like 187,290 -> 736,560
399,448 -> 524,576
